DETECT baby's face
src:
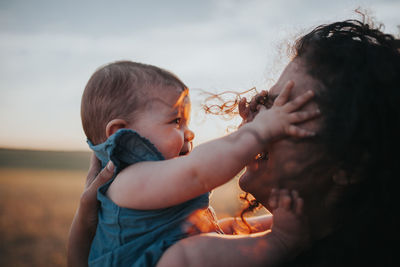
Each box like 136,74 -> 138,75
127,86 -> 194,159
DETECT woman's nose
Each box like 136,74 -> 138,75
184,129 -> 195,142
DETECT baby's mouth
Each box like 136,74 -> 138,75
179,150 -> 189,156
179,142 -> 193,156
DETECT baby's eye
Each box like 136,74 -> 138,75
172,118 -> 181,124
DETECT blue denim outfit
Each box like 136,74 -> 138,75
88,129 -> 220,267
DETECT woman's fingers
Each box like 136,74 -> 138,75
86,153 -> 114,190
283,90 -> 314,112
273,81 -> 294,106
80,160 -> 114,210
88,161 -> 114,192
86,153 -> 101,188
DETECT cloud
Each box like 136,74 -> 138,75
0,0 -> 399,150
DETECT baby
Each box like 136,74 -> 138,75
81,61 -> 317,266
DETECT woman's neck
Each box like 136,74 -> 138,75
305,205 -> 336,242
303,184 -> 347,241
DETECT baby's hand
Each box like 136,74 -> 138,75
238,90 -> 268,126
250,81 -> 319,141
269,189 -> 309,255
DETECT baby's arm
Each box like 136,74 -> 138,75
108,81 -> 319,210
157,189 -> 308,267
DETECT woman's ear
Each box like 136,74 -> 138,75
332,170 -> 349,185
106,119 -> 128,138
332,169 -> 361,185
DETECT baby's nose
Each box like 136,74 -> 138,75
184,129 -> 195,142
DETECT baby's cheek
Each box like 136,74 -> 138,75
177,136 -> 185,152
168,134 -> 184,157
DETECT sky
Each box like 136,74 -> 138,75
0,0 -> 399,151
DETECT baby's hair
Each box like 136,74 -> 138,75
81,61 -> 187,145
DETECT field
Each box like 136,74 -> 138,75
0,149 -> 263,267
0,168 -> 85,266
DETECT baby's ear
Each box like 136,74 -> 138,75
106,119 -> 128,138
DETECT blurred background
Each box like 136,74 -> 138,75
0,0 -> 398,266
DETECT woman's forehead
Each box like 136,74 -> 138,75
270,59 -> 317,101
271,59 -> 321,130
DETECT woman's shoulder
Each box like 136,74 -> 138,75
286,225 -> 399,267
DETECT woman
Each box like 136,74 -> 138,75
239,19 -> 400,265
68,18 -> 400,266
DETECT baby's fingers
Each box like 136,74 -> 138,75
291,190 -> 304,216
238,97 -> 248,120
283,90 -> 314,112
278,189 -> 292,210
254,90 -> 268,106
273,81 -> 294,106
268,188 -> 279,210
288,109 -> 320,124
295,197 -> 304,216
286,125 -> 316,138
249,95 -> 260,112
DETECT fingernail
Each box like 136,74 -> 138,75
106,161 -> 114,172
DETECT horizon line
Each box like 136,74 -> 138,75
0,146 -> 90,153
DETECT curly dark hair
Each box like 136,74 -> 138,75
289,19 -> 400,265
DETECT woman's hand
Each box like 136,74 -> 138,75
80,155 -> 114,231
67,154 -> 114,267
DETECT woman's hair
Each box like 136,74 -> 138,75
81,61 -> 187,144
230,19 -> 400,242
292,18 -> 400,262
